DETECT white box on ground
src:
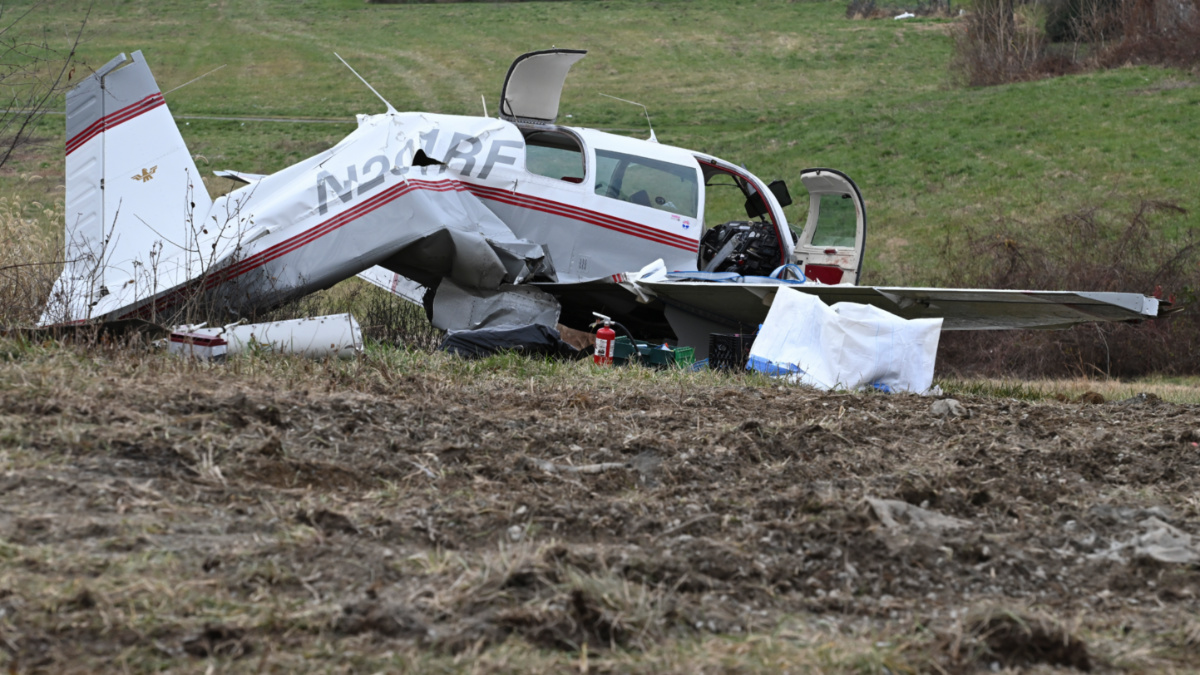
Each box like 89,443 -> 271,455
747,288 -> 942,393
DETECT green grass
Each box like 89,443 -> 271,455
5,0 -> 1198,284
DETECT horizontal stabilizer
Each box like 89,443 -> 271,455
214,170 -> 267,185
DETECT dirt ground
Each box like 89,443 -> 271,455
1,347 -> 1199,673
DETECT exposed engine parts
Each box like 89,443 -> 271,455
698,220 -> 782,277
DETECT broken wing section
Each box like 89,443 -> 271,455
44,51 -> 215,324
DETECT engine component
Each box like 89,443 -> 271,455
698,220 -> 781,277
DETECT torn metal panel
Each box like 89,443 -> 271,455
431,279 -> 560,331
168,330 -> 227,361
357,266 -> 427,307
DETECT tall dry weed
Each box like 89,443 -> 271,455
933,197 -> 1200,377
952,0 -> 1077,86
953,0 -> 1200,86
0,193 -> 62,328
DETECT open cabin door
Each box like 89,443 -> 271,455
499,49 -> 587,125
794,168 -> 866,285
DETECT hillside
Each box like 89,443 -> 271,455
5,0 -> 1198,283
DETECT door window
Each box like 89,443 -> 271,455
810,193 -> 858,248
593,149 -> 698,218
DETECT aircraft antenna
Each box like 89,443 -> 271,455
163,64 -> 227,96
334,53 -> 397,114
599,93 -> 657,143
481,94 -> 489,118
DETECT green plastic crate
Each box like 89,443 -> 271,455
612,336 -> 651,364
647,344 -> 695,368
611,336 -> 694,368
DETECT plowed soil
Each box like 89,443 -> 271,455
2,349 -> 1199,672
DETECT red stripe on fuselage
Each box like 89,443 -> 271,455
465,183 -> 698,252
117,177 -> 699,320
66,92 -> 166,156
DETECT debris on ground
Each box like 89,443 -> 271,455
930,398 -> 968,417
439,324 -> 580,359
866,497 -> 971,534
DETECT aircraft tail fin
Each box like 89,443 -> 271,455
46,50 -> 213,323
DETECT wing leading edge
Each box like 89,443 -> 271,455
641,281 -> 1159,332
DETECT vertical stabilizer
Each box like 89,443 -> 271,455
45,50 -> 213,323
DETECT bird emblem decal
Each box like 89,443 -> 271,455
132,166 -> 158,182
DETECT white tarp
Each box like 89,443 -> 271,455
747,288 -> 942,393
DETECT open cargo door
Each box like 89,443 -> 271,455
794,168 -> 866,285
499,49 -> 587,125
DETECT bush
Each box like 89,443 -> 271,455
951,0 -> 1072,86
953,0 -> 1200,86
1044,0 -> 1125,42
932,198 -> 1200,378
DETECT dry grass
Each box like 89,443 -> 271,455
942,375 -> 1200,403
2,338 -> 1200,672
0,192 -> 61,328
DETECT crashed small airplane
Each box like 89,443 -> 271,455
45,49 -> 1163,358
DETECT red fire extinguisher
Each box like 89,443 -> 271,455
592,312 -> 616,366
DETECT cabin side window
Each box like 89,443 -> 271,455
593,149 -> 699,218
523,130 -> 585,183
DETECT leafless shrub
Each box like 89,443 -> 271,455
0,3 -> 90,328
934,197 -> 1200,378
951,0 -> 1078,86
1096,0 -> 1200,68
0,1 -> 91,171
1045,0 -> 1127,42
954,0 -> 1200,86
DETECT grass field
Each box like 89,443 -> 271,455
5,0 -> 1199,282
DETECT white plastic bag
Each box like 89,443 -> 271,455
747,288 -> 942,393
